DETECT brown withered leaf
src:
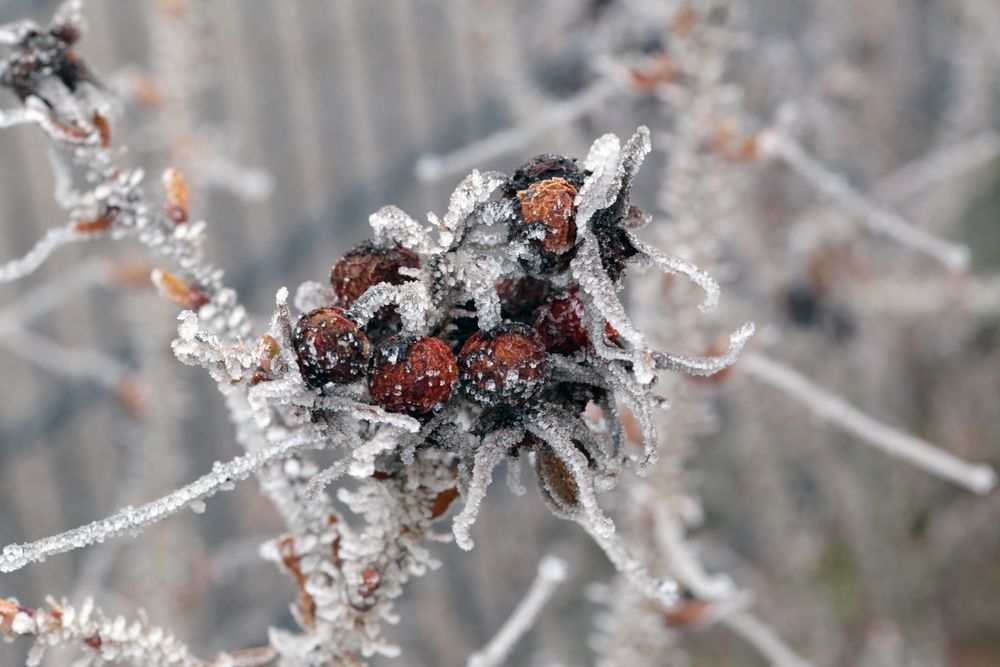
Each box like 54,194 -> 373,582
74,214 -> 115,233
430,487 -> 460,519
151,269 -> 210,310
92,111 -> 111,148
162,167 -> 190,224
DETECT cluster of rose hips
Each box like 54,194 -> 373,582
291,154 -> 618,420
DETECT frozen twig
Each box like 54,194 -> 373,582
0,224 -> 95,283
742,353 -> 996,494
581,519 -> 681,609
467,555 -> 568,667
0,430 -> 326,573
651,504 -> 814,667
757,130 -> 971,271
875,130 -> 1000,203
723,613 -> 815,667
415,77 -> 618,182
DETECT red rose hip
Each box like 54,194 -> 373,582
458,323 -> 549,407
516,177 -> 578,254
368,335 -> 458,414
534,287 -> 619,355
496,276 -> 551,323
330,241 -> 420,306
293,307 -> 371,388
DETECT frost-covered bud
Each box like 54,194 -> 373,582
496,276 -> 551,323
516,177 -> 578,254
458,323 -> 549,407
368,335 -> 458,414
292,307 -> 371,388
0,22 -> 96,104
534,287 -> 619,355
330,241 -> 420,306
504,155 -> 587,274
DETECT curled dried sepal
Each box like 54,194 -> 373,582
653,322 -> 755,376
162,167 -> 190,224
453,427 -> 522,550
151,268 -> 210,310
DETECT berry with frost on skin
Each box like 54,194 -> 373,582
330,241 -> 420,306
292,307 -> 371,388
368,335 -> 459,414
504,155 -> 587,275
516,177 -> 579,254
458,323 -> 549,407
534,287 -> 619,355
330,240 -> 421,342
496,276 -> 551,324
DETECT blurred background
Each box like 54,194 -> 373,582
0,0 -> 998,665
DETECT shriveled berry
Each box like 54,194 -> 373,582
533,287 -> 619,355
368,335 -> 458,414
458,323 -> 549,407
505,154 -> 585,196
517,177 -> 578,254
330,241 -> 420,306
496,276 -> 551,323
293,307 -> 370,388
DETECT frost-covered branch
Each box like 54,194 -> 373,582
757,129 -> 971,271
742,352 -> 996,494
0,429 -> 326,574
875,130 -> 1000,203
467,555 -> 568,667
415,77 -> 619,182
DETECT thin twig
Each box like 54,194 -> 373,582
742,352 -> 996,494
758,130 -> 970,271
415,77 -> 619,182
0,429 -> 326,573
467,555 -> 569,667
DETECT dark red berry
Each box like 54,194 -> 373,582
330,241 -> 420,344
368,335 -> 458,414
496,276 -> 551,323
505,154 -> 586,196
293,307 -> 371,388
516,177 -> 578,254
458,323 -> 549,407
533,287 -> 619,355
330,241 -> 420,306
